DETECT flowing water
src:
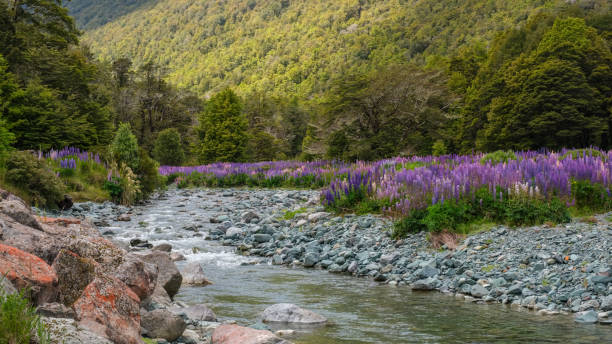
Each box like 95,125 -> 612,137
103,189 -> 612,343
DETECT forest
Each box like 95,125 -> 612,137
0,0 -> 610,196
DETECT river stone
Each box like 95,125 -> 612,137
303,252 -> 319,268
261,303 -> 327,324
169,304 -> 217,322
308,212 -> 329,223
411,278 -> 439,291
116,214 -> 131,222
470,284 -> 489,298
225,227 -> 244,239
138,251 -> 182,298
418,266 -> 439,279
181,262 -> 212,286
242,211 -> 260,224
574,310 -> 598,324
601,295 -> 612,311
141,309 -> 187,341
254,234 -> 273,243
153,244 -> 172,252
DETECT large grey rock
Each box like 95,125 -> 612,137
0,197 -> 42,230
169,304 -> 217,322
303,252 -> 319,268
225,227 -> 244,239
470,284 -> 489,298
138,251 -> 182,298
180,262 -> 211,286
254,234 -> 273,243
601,295 -> 612,311
141,309 -> 187,341
261,303 -> 327,324
411,278 -> 439,291
574,310 -> 598,324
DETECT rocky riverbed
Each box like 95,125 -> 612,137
59,187 -> 612,328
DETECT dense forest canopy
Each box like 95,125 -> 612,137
0,0 -> 609,164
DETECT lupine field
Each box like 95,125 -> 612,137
161,149 -> 612,236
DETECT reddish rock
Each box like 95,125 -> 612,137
73,275 -> 143,344
0,243 -> 57,304
211,324 -> 288,344
114,253 -> 158,301
52,249 -> 98,306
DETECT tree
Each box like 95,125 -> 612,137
110,123 -> 140,170
197,89 -> 248,163
153,128 -> 184,165
0,55 -> 16,158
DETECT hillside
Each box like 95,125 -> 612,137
67,0 -> 580,98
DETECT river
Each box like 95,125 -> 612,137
99,189 -> 612,343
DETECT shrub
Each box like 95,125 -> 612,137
0,280 -> 50,344
136,149 -> 162,197
480,150 -> 517,165
0,118 -> 15,162
560,148 -> 606,161
392,209 -> 428,238
423,201 -> 472,232
571,179 -> 611,210
110,123 -> 140,170
4,151 -> 65,207
153,128 -> 185,165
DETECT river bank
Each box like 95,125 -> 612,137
60,187 -> 612,328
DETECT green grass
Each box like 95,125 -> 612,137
0,278 -> 50,344
282,207 -> 307,220
142,338 -> 157,344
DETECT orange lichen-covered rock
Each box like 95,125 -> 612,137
0,243 -> 57,304
73,275 -> 143,344
211,324 -> 287,344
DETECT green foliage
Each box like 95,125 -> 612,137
0,118 -> 14,161
135,148 -> 162,197
432,140 -> 447,157
480,150 -> 518,165
282,207 -> 307,220
103,178 -> 123,202
153,128 -> 184,165
0,281 -> 49,344
391,188 -> 571,238
571,179 -> 611,210
111,123 -> 140,170
561,148 -> 607,161
456,11 -> 612,152
3,151 -> 66,208
197,89 -> 248,163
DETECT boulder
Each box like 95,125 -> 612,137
181,262 -> 212,286
73,275 -> 142,344
42,317 -> 114,344
57,194 -> 74,211
153,243 -> 172,252
36,302 -> 76,319
261,303 -> 327,324
574,310 -> 598,324
225,227 -> 244,239
140,309 -> 187,342
169,304 -> 217,322
411,277 -> 439,291
0,197 -> 42,230
138,251 -> 182,298
66,237 -> 127,274
0,243 -> 57,304
114,253 -> 158,300
142,284 -> 172,310
51,249 -> 97,306
211,324 -> 288,344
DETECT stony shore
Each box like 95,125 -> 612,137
61,188 -> 612,327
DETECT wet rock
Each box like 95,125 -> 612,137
303,252 -> 320,268
211,324 -> 287,344
117,214 -> 131,222
169,304 -> 217,322
0,243 -> 57,304
141,308 -> 187,341
52,249 -> 97,306
153,243 -> 173,252
574,310 -> 598,324
114,253 -> 158,300
36,302 -> 76,319
73,275 -> 141,344
261,303 -> 327,324
138,251 -> 182,298
254,234 -> 273,243
180,262 -> 212,286
411,278 -> 439,291
470,284 -> 489,298
57,194 -> 74,211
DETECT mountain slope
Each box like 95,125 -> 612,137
69,0 -> 606,98
66,0 -> 158,30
